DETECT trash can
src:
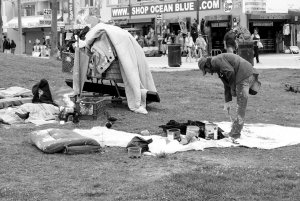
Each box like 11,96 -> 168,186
168,44 -> 181,67
238,41 -> 254,66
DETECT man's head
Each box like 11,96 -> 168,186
198,57 -> 213,75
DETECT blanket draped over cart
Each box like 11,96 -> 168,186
83,23 -> 157,114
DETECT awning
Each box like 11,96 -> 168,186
4,16 -> 65,29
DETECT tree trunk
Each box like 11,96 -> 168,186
50,0 -> 58,58
0,0 -> 3,51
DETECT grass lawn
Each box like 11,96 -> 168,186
0,53 -> 300,201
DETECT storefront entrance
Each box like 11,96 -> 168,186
249,21 -> 285,53
211,26 -> 227,50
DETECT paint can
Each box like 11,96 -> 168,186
167,128 -> 181,141
205,123 -> 218,140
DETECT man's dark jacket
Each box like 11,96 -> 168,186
211,53 -> 253,102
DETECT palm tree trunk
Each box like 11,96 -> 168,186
0,0 -> 3,52
50,0 -> 58,58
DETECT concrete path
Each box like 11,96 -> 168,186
147,53 -> 300,72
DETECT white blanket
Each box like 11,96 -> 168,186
73,122 -> 300,155
0,103 -> 59,125
84,23 -> 157,114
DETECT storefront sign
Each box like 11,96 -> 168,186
205,15 -> 230,21
249,14 -> 291,20
39,19 -> 52,26
68,0 -> 74,22
243,0 -> 266,13
111,0 -> 220,17
224,0 -> 233,13
198,0 -> 220,11
43,9 -> 52,19
211,22 -> 228,27
253,21 -> 273,26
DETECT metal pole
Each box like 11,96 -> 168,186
17,0 -> 22,54
197,0 -> 199,28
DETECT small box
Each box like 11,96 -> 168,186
128,147 -> 142,158
205,123 -> 218,140
75,96 -> 108,120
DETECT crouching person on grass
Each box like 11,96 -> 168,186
198,53 -> 258,142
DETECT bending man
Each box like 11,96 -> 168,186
198,53 -> 258,141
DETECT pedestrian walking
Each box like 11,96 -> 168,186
198,53 -> 260,142
3,36 -> 11,53
251,28 -> 260,63
195,33 -> 207,61
10,40 -> 16,54
223,28 -> 237,53
185,32 -> 194,62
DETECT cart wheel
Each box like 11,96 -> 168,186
111,96 -> 123,104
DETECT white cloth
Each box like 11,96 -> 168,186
0,103 -> 59,125
84,23 -> 157,114
73,122 -> 300,155
0,86 -> 31,98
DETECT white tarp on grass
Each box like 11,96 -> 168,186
73,122 -> 300,155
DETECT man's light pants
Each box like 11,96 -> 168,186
229,75 -> 255,139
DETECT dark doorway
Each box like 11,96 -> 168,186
211,27 -> 227,50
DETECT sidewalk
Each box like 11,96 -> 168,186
147,53 -> 300,72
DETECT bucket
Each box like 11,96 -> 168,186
186,126 -> 199,141
167,128 -> 181,141
205,123 -> 218,140
127,147 -> 142,158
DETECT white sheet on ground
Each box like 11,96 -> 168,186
0,103 -> 59,125
73,122 -> 300,154
0,86 -> 32,98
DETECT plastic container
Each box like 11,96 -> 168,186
168,44 -> 181,67
205,123 -> 218,140
186,126 -> 199,141
167,128 -> 181,141
127,147 -> 142,158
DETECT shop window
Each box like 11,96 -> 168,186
22,4 -> 35,16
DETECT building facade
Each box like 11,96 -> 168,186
109,0 -> 300,53
3,0 -> 109,55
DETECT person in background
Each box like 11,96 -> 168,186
170,31 -> 176,44
10,40 -> 16,54
145,27 -> 155,47
251,28 -> 260,63
195,33 -> 207,61
3,36 -> 11,53
161,29 -> 168,56
223,28 -> 237,53
185,32 -> 194,62
198,53 -> 258,142
175,30 -> 184,55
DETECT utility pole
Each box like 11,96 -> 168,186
0,0 -> 3,51
17,0 -> 22,54
197,0 -> 199,27
50,0 -> 58,57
